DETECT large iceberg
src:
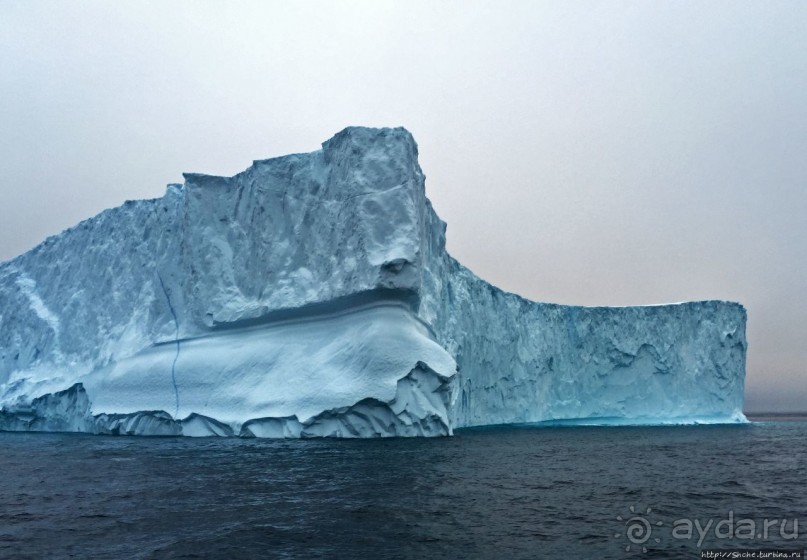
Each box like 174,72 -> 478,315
0,127 -> 747,437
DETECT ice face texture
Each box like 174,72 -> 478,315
0,127 -> 747,437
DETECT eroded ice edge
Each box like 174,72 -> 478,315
0,127 -> 747,437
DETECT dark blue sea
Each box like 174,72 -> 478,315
1,418 -> 805,559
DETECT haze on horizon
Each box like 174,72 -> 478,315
1,1 -> 805,412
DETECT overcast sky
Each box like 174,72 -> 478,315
1,1 -> 805,412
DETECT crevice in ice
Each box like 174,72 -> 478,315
157,273 -> 180,417
204,287 -> 421,332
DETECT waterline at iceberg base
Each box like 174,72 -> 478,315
0,127 -> 747,437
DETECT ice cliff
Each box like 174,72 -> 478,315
0,127 -> 747,437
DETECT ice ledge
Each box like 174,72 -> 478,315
0,361 -> 456,438
499,413 -> 749,428
0,379 -> 748,438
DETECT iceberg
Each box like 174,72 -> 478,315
0,127 -> 747,437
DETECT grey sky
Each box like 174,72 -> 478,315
1,1 -> 805,411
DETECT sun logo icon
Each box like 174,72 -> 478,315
615,505 -> 663,553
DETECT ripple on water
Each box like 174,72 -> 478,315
0,421 -> 804,559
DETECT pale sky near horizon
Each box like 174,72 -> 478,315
1,1 -> 805,412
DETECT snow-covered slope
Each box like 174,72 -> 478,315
0,127 -> 747,437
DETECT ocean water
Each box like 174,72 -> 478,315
1,419 -> 805,559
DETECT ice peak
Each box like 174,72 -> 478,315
322,126 -> 419,164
